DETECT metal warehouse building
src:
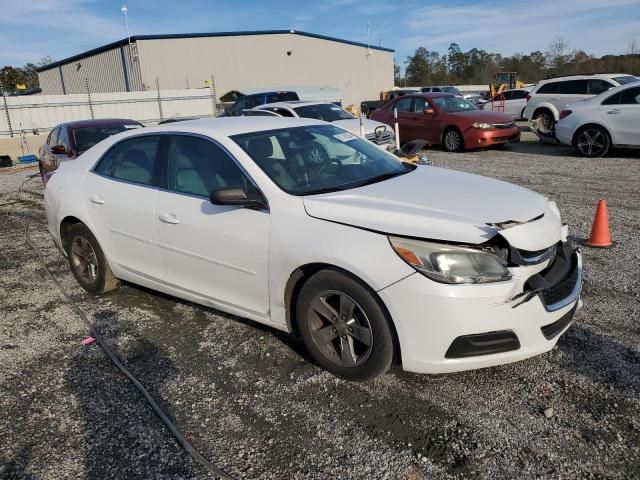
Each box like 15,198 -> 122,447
36,30 -> 394,107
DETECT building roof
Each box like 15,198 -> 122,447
37,30 -> 394,72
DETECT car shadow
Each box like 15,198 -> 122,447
557,323 -> 640,396
64,326 -> 201,479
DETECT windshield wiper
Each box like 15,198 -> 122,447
300,186 -> 349,195
352,166 -> 413,188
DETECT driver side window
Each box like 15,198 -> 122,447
413,97 -> 428,112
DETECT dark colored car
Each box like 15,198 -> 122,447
39,118 -> 143,184
370,93 -> 520,152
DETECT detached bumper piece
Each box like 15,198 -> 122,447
525,243 -> 582,312
541,303 -> 578,340
445,330 -> 520,359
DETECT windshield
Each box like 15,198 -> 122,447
73,124 -> 140,152
231,125 -> 412,195
613,76 -> 640,85
293,104 -> 354,122
442,86 -> 462,95
431,96 -> 478,113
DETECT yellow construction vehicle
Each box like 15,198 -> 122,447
489,72 -> 526,98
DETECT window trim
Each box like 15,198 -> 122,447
90,132 -> 166,190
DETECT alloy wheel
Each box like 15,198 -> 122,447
307,290 -> 373,367
576,128 -> 608,157
444,130 -> 461,151
69,236 -> 99,284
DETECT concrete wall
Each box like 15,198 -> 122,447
136,33 -> 394,107
0,89 -> 217,138
0,135 -> 46,162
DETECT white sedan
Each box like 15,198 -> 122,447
45,117 -> 582,380
249,101 -> 395,149
479,88 -> 530,119
556,82 -> 640,157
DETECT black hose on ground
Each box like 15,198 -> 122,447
0,176 -> 237,480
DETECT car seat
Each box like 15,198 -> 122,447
246,137 -> 296,190
114,148 -> 152,184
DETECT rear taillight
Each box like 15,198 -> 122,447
559,110 -> 572,120
526,94 -> 531,103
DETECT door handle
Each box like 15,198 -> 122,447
158,213 -> 180,224
606,109 -> 621,114
89,195 -> 104,205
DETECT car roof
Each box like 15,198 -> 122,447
134,116 -> 327,137
397,93 -> 456,99
538,73 -> 632,83
258,101 -> 334,108
58,118 -> 141,129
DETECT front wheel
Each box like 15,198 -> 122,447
574,126 -> 611,157
66,223 -> 119,294
443,128 -> 464,152
296,269 -> 394,380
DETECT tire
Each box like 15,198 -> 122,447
574,125 -> 611,158
533,109 -> 555,132
442,127 -> 464,152
295,269 -> 394,380
65,223 -> 119,294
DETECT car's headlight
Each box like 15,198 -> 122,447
472,122 -> 493,129
389,237 -> 512,284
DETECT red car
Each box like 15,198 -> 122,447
370,93 -> 520,152
39,118 -> 143,184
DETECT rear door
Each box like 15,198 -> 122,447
84,134 -> 164,282
600,86 -> 640,145
506,90 -> 527,118
154,134 -> 270,316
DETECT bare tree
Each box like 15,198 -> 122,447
627,39 -> 639,55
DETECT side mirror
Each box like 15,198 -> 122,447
51,145 -> 66,154
209,187 -> 267,210
423,107 -> 436,115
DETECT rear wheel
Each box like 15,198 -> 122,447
66,223 -> 119,294
533,109 -> 554,132
574,125 -> 611,157
443,128 -> 464,152
296,269 -> 394,380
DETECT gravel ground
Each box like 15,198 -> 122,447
1,131 -> 639,479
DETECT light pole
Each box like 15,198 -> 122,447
121,5 -> 134,62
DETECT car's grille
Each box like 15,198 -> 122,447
492,122 -> 516,129
540,253 -> 579,307
365,131 -> 394,145
523,244 -> 581,311
493,133 -> 519,142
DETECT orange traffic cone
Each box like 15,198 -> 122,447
585,199 -> 613,248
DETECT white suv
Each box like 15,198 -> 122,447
523,73 -> 639,129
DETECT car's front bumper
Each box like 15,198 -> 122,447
465,126 -> 521,149
378,247 -> 582,374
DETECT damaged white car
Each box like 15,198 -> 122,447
45,117 -> 582,380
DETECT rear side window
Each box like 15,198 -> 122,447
48,127 -> 60,146
557,80 -> 588,95
511,90 -> 528,100
537,82 -> 560,94
601,92 -> 621,105
266,92 -> 299,103
619,86 -> 640,105
588,79 -> 614,95
94,135 -> 161,186
395,97 -> 413,112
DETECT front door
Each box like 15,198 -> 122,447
84,134 -> 164,281
393,96 -> 415,144
154,134 -> 270,317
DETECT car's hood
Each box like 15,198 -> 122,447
332,118 -> 390,135
452,110 -> 514,124
303,167 -> 562,250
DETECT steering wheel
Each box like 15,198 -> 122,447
306,143 -> 342,182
